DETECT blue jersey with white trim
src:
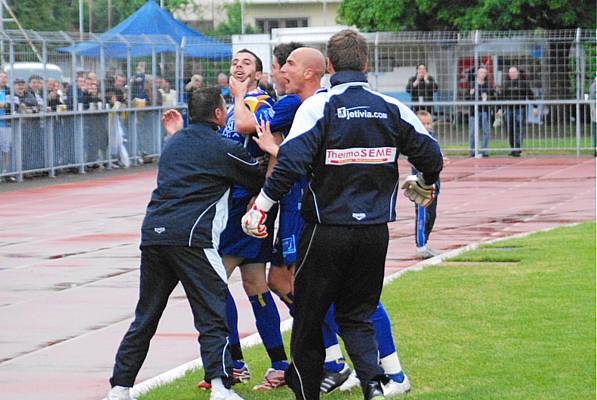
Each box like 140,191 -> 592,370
221,88 -> 274,198
262,71 -> 443,225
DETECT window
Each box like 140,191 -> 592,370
256,18 -> 308,33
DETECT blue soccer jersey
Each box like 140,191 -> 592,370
220,88 -> 275,199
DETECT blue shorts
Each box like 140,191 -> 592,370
271,209 -> 304,267
271,180 -> 307,267
219,196 -> 277,264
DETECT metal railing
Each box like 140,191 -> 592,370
0,28 -> 594,182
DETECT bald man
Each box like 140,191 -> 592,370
256,46 -> 412,398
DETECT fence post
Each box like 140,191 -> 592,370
575,28 -> 581,157
473,30 -> 480,157
374,31 -> 379,91
15,118 -> 22,182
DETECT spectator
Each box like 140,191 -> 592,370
185,74 -> 203,94
258,72 -> 277,101
0,72 -> 15,182
159,80 -> 177,107
107,90 -> 130,168
68,71 -> 88,110
87,71 -> 98,85
113,74 -> 127,103
131,62 -> 148,102
467,66 -> 494,157
13,79 -> 38,113
498,66 -> 536,157
217,72 -> 231,104
145,77 -> 162,106
406,63 -> 438,113
27,74 -> 44,110
47,78 -> 65,111
85,82 -> 101,109
590,78 -> 596,157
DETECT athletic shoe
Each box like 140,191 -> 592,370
320,364 -> 352,393
416,246 -> 441,259
209,388 -> 245,400
383,374 -> 411,396
252,368 -> 286,391
107,385 -> 134,400
339,370 -> 361,392
233,364 -> 251,384
197,380 -> 212,390
364,380 -> 386,399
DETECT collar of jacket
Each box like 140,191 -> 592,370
189,121 -> 220,132
330,71 -> 368,87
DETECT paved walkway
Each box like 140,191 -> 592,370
0,157 -> 594,400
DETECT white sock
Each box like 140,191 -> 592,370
325,343 -> 343,363
380,352 -> 403,375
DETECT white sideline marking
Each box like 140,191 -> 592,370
106,222 -> 581,400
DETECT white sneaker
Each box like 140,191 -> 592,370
416,246 -> 441,259
339,370 -> 361,392
107,385 -> 134,400
383,374 -> 411,396
209,388 -> 245,400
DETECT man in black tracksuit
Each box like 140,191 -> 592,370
242,31 -> 443,399
107,87 -> 263,400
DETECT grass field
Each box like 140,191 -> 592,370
140,222 -> 596,400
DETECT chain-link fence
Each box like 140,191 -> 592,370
0,28 -> 594,182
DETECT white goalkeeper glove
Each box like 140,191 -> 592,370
241,192 -> 275,238
401,174 -> 436,208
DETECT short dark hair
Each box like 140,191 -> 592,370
188,86 -> 224,124
28,74 -> 43,82
327,29 -> 368,72
237,48 -> 263,72
273,42 -> 305,67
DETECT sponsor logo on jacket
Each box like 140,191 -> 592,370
337,106 -> 388,120
325,147 -> 397,165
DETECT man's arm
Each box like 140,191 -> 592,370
242,95 -> 326,237
230,76 -> 258,134
221,139 -> 265,193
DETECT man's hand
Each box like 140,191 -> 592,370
162,109 -> 183,136
229,76 -> 249,98
401,174 -> 435,207
253,120 -> 280,157
241,193 -> 276,238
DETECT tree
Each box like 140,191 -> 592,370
208,0 -> 256,37
337,0 -> 596,31
8,0 -> 192,32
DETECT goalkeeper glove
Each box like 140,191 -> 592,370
241,192 -> 275,238
401,174 -> 436,207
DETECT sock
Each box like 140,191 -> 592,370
322,305 -> 345,373
372,303 -> 404,379
249,291 -> 288,370
226,290 -> 244,364
279,291 -> 295,316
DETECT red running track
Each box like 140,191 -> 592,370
0,157 -> 594,400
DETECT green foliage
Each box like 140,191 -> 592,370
338,0 -> 596,31
9,0 -> 192,32
11,0 -> 75,31
207,0 -> 256,37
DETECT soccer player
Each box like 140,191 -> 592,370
413,110 -> 441,259
106,87 -> 261,400
243,30 -> 442,400
199,49 -> 289,391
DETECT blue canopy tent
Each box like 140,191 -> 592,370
58,0 -> 231,59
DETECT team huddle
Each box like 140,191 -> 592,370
107,30 -> 443,400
